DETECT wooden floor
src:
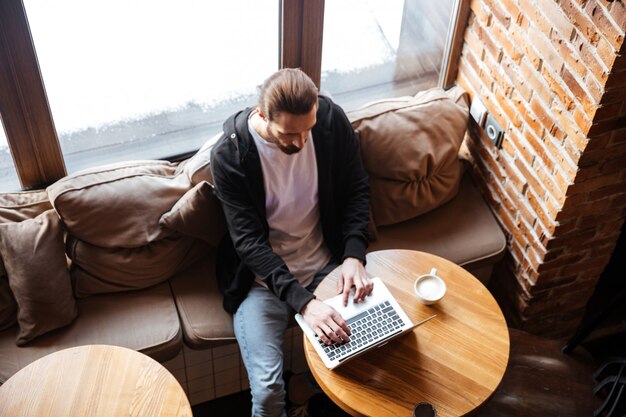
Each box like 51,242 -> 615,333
190,331 -> 626,417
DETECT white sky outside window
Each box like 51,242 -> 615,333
23,0 -> 279,172
321,0 -> 453,110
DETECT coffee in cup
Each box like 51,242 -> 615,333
414,268 -> 446,305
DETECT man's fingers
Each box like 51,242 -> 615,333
337,275 -> 345,294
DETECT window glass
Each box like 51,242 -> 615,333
321,0 -> 454,111
0,117 -> 20,191
23,0 -> 279,173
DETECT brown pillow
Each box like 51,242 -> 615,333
0,189 -> 53,279
0,210 -> 77,345
46,160 -> 185,248
349,86 -> 469,226
67,234 -> 210,298
0,276 -> 17,331
159,181 -> 226,247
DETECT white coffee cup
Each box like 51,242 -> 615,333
414,268 -> 446,305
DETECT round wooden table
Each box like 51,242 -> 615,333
0,345 -> 191,417
304,250 -> 510,417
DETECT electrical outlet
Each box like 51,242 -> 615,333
485,114 -> 504,148
469,97 -> 488,127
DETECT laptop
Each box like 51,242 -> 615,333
295,277 -> 436,370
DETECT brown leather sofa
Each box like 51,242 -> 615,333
0,87 -> 506,404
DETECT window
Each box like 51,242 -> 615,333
23,0 -> 279,173
3,0 -> 464,189
321,0 -> 455,110
0,117 -> 20,192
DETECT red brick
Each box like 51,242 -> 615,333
573,108 -> 594,134
567,171 -> 624,195
491,16 -> 524,63
600,87 -> 626,104
605,70 -> 626,90
609,127 -> 626,145
486,51 -> 512,96
563,136 -> 583,165
561,197 -> 613,221
544,135 -> 579,177
480,0 -> 509,27
555,167 -> 574,197
560,0 -> 603,46
499,0 -> 523,26
588,115 -> 626,136
589,183 -> 626,200
602,155 -> 626,174
562,67 -> 599,116
611,191 -> 626,208
525,129 -> 555,171
561,191 -> 592,211
471,0 -> 492,27
575,163 -> 603,182
519,58 -> 551,104
523,107 -> 545,138
509,23 -> 543,70
573,34 -> 611,83
464,22 -> 485,63
562,253 -> 613,275
593,101 -> 625,121
517,0 -> 552,36
596,35 -> 618,70
473,19 -> 502,63
609,1 -> 626,31
527,187 -> 557,229
584,1 -> 624,51
497,89 -> 522,128
542,65 -> 576,111
501,152 -> 528,193
536,0 -> 577,40
549,30 -> 589,79
531,96 -> 556,133
585,132 -> 611,150
528,24 -> 566,74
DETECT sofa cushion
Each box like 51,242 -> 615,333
0,189 -> 53,278
169,254 -> 235,348
0,277 -> 16,331
348,86 -> 469,226
159,181 -> 226,247
0,281 -> 182,383
0,210 -> 77,345
0,190 -> 53,330
67,234 -> 211,298
47,160 -> 189,248
367,173 -> 506,281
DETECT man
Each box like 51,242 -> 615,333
210,68 -> 372,417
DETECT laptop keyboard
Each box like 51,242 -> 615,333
317,300 -> 403,361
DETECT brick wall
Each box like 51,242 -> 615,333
456,0 -> 626,337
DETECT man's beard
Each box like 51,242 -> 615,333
278,144 -> 302,155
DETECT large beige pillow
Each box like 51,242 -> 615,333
0,210 -> 77,345
348,86 -> 469,226
47,160 -> 187,248
0,189 -> 53,329
67,234 -> 210,298
159,181 -> 226,247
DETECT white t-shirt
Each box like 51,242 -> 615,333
248,118 -> 332,287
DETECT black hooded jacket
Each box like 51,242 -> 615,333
210,95 -> 370,314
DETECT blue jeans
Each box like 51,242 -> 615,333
234,262 -> 337,417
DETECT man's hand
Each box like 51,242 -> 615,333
339,257 -> 373,306
301,299 -> 350,345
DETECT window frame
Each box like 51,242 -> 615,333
0,0 -> 464,190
